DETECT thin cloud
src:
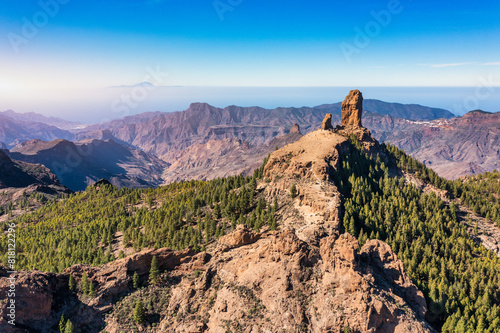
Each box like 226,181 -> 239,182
482,62 -> 500,66
431,62 -> 475,68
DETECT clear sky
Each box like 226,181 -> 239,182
0,0 -> 499,121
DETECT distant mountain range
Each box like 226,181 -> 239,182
365,110 -> 500,179
1,99 -> 498,190
0,112 -> 74,148
0,110 -> 81,130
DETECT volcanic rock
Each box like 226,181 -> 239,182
341,89 -> 363,127
290,123 -> 301,133
320,113 -> 333,130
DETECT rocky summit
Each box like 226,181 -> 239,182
341,89 -> 363,128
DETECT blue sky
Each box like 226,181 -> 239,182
0,0 -> 499,120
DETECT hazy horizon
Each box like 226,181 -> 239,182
1,86 -> 499,123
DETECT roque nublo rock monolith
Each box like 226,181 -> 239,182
341,89 -> 363,127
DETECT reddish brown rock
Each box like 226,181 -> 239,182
218,224 -> 260,251
320,113 -> 333,130
341,89 -> 363,127
360,239 -> 428,319
290,123 -> 301,133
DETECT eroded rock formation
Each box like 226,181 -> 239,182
341,89 -> 363,127
321,113 -> 333,130
290,123 -> 301,133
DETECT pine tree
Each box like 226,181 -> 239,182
80,271 -> 89,295
149,256 -> 160,284
58,314 -> 66,332
290,184 -> 297,199
68,275 -> 75,291
133,271 -> 140,289
133,299 -> 146,324
88,281 -> 96,297
64,319 -> 76,333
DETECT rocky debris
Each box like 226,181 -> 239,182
290,123 -> 301,133
321,113 -> 333,130
341,89 -> 363,127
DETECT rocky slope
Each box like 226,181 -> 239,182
0,227 -> 432,333
9,138 -> 168,191
0,149 -> 71,221
366,110 -> 500,179
161,126 -> 303,183
0,92 -> 434,332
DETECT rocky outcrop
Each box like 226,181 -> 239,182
217,224 -> 260,251
0,227 -> 432,333
321,113 -> 333,130
290,123 -> 301,133
0,248 -> 195,332
341,89 -> 363,127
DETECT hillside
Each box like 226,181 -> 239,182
1,91 -> 499,332
366,110 -> 500,179
0,149 -> 71,221
9,138 -> 168,191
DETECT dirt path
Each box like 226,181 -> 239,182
404,173 -> 500,256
